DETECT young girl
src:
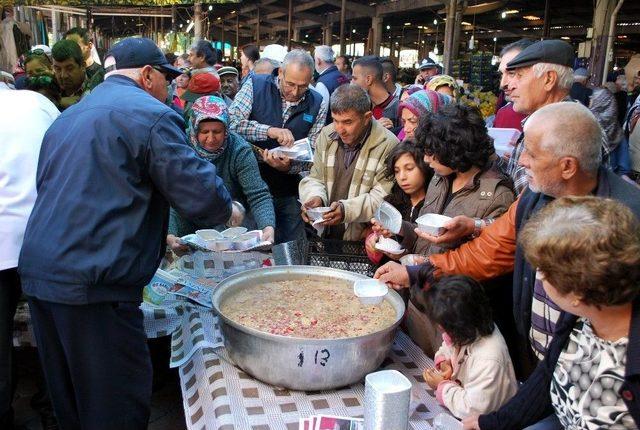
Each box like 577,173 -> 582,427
420,275 -> 518,419
365,142 -> 432,264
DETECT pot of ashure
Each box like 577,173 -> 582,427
211,265 -> 405,391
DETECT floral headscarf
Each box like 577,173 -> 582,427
426,74 -> 461,100
188,95 -> 230,161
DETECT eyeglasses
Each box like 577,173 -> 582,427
152,65 -> 169,81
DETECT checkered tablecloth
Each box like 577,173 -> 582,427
179,330 -> 447,430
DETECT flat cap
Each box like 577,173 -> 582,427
217,66 -> 239,77
506,39 -> 574,70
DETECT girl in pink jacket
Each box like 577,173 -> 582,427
420,275 -> 518,419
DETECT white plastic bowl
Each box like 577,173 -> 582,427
306,206 -> 332,222
195,229 -> 224,241
232,230 -> 262,250
375,237 -> 404,254
354,279 -> 389,305
375,201 -> 403,234
221,227 -> 248,239
415,213 -> 452,236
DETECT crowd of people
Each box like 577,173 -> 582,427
1,24 -> 640,430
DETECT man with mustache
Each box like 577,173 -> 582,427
51,39 -> 101,110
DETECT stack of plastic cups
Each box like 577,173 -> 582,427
364,369 -> 412,430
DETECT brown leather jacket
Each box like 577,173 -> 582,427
400,160 -> 515,256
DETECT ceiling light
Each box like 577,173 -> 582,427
208,5 -> 212,11
305,34 -> 308,38
231,10 -> 236,14
433,19 -> 438,25
417,25 -> 423,29
461,21 -> 472,26
386,25 -> 390,30
404,22 -> 411,26
352,28 -> 356,33
505,10 -> 518,14
523,15 -> 541,21
493,37 -> 497,42
217,17 -> 221,20
501,12 -> 506,19
561,36 -> 570,40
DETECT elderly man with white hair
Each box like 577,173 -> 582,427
501,39 -> 577,195
313,45 -> 349,108
229,49 -> 328,244
375,101 -> 640,377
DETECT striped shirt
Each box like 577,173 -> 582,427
529,271 -> 563,359
506,126 -> 528,196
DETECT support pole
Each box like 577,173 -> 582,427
51,8 -> 59,43
371,15 -> 382,56
588,0 -> 617,86
194,2 -> 202,41
452,0 -> 463,62
339,0 -> 346,55
442,0 -> 457,74
171,5 -> 176,33
236,14 -> 240,60
287,0 -> 293,49
221,21 -> 225,59
323,20 -> 332,46
256,7 -> 260,45
602,0 -> 625,85
542,0 -> 551,39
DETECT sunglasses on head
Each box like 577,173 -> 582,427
28,48 -> 47,56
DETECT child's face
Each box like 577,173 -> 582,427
394,153 -> 426,197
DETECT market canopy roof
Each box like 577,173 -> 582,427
6,0 -> 239,5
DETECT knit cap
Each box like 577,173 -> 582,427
398,89 -> 453,119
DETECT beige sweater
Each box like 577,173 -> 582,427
299,120 -> 398,241
434,326 -> 518,419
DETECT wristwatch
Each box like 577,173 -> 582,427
471,218 -> 483,238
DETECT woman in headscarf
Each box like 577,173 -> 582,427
426,74 -> 461,100
397,89 -> 453,141
167,96 -> 275,250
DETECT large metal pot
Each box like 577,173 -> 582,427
211,265 -> 405,391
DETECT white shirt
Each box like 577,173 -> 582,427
315,66 -> 332,108
0,90 -> 59,270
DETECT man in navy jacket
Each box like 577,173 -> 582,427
18,38 -> 232,430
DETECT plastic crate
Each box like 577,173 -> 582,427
304,237 -> 376,278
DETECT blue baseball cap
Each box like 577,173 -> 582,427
105,37 -> 182,79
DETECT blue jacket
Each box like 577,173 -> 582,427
316,65 -> 349,97
18,75 -> 232,305
250,71 -> 322,197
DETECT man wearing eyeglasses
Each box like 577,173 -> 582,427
229,49 -> 328,244
18,37 -> 233,430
